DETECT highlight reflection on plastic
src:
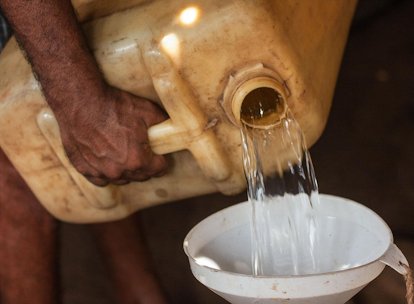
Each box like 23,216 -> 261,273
179,6 -> 200,26
195,256 -> 221,270
161,33 -> 180,57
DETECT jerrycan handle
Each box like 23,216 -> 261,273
36,43 -> 232,210
143,43 -> 231,182
147,119 -> 188,155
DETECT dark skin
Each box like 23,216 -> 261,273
0,0 -> 168,186
0,0 -> 170,303
0,150 -> 58,304
0,149 -> 168,304
91,218 -> 168,304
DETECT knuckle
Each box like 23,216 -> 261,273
129,143 -> 152,170
111,180 -> 130,186
104,166 -> 123,180
131,175 -> 150,182
130,157 -> 144,171
151,156 -> 168,172
135,159 -> 144,169
87,177 -> 109,187
74,165 -> 92,177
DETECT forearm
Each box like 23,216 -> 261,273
0,0 -> 105,122
0,0 -> 168,186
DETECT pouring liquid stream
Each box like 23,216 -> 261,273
240,88 -> 321,276
239,88 -> 414,303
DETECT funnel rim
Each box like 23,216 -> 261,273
183,194 -> 393,279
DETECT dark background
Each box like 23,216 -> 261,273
60,1 -> 414,303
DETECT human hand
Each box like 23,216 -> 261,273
56,86 -> 168,186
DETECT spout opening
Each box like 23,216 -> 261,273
231,77 -> 287,128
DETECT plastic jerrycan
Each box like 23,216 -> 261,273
0,0 -> 356,223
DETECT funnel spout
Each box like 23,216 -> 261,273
380,243 -> 410,275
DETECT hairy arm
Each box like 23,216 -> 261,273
0,0 -> 168,186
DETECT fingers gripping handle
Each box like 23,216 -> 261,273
37,109 -> 119,209
37,41 -> 232,213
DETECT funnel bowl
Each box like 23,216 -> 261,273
183,195 -> 393,304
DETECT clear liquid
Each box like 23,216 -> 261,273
195,213 -> 384,275
241,111 -> 321,276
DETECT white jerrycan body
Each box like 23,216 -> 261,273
0,0 -> 356,222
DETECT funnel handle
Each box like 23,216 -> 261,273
380,243 -> 409,275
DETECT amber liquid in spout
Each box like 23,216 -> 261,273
240,87 -> 286,127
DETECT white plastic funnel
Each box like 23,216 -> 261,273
183,195 -> 409,304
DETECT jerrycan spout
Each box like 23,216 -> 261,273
232,78 -> 287,128
223,64 -> 288,129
